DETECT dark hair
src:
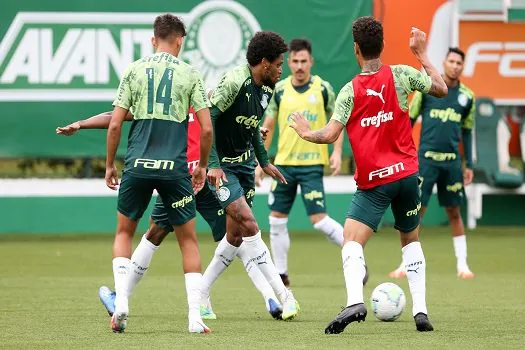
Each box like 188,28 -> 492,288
289,38 -> 312,54
246,31 -> 288,66
352,16 -> 384,59
153,14 -> 186,39
447,47 -> 465,61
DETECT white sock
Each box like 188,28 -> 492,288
112,257 -> 130,312
269,216 -> 290,275
242,231 -> 287,301
453,235 -> 468,271
341,241 -> 366,306
127,234 -> 159,297
185,272 -> 203,320
403,241 -> 428,316
200,235 -> 239,300
237,243 -> 277,302
313,216 -> 344,247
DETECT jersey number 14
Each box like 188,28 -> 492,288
146,68 -> 173,115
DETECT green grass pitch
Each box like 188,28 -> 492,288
0,227 -> 524,349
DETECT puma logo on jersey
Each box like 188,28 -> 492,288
366,84 -> 385,104
360,110 -> 394,128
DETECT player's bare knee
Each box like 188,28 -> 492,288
445,206 -> 461,222
145,224 -> 169,246
226,231 -> 243,246
309,213 -> 326,225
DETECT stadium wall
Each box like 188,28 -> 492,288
0,0 -> 371,159
1,178 -> 524,235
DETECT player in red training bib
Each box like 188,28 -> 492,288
290,17 -> 448,334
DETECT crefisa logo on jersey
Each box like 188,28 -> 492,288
0,1 -> 260,101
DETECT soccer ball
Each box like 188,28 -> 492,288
370,282 -> 406,321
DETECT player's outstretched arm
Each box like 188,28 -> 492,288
409,27 -> 447,97
290,113 -> 344,145
193,107 -> 213,193
56,111 -> 133,135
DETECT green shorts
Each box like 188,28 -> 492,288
269,165 -> 326,216
151,184 -> 226,242
419,157 -> 464,207
348,174 -> 421,233
210,162 -> 256,209
117,172 -> 196,226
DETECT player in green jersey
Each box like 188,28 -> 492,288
104,14 -> 212,333
254,38 -> 344,287
203,32 -> 300,321
389,47 -> 476,280
57,112 -> 284,321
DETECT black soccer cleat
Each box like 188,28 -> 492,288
325,303 -> 367,334
414,313 -> 434,332
280,274 -> 290,287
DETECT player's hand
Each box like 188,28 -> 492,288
207,168 -> 228,191
262,164 -> 287,184
330,151 -> 342,176
56,121 -> 81,136
260,127 -> 269,141
463,168 -> 474,186
409,27 -> 428,59
255,165 -> 265,187
105,164 -> 119,190
289,112 -> 311,139
192,166 -> 206,194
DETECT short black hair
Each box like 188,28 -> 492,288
447,47 -> 465,61
153,14 -> 186,39
289,38 -> 312,54
352,16 -> 384,59
246,31 -> 288,66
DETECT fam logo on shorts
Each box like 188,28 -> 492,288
181,1 -> 261,89
217,186 -> 231,202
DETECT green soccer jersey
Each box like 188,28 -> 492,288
410,82 -> 475,161
113,52 -> 210,179
209,65 -> 272,169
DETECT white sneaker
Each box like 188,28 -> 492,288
188,318 -> 211,333
111,296 -> 128,333
281,290 -> 300,321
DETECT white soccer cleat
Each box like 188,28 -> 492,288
457,268 -> 475,279
281,289 -> 300,321
111,297 -> 129,333
188,318 -> 211,334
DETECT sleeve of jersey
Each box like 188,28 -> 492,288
113,65 -> 133,110
208,106 -> 222,169
396,65 -> 432,94
252,127 -> 270,168
190,70 -> 211,112
462,95 -> 476,130
322,81 -> 336,116
330,82 -> 354,126
210,71 -> 241,112
409,91 -> 423,120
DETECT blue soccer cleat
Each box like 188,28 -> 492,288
267,298 -> 283,320
98,285 -> 116,317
